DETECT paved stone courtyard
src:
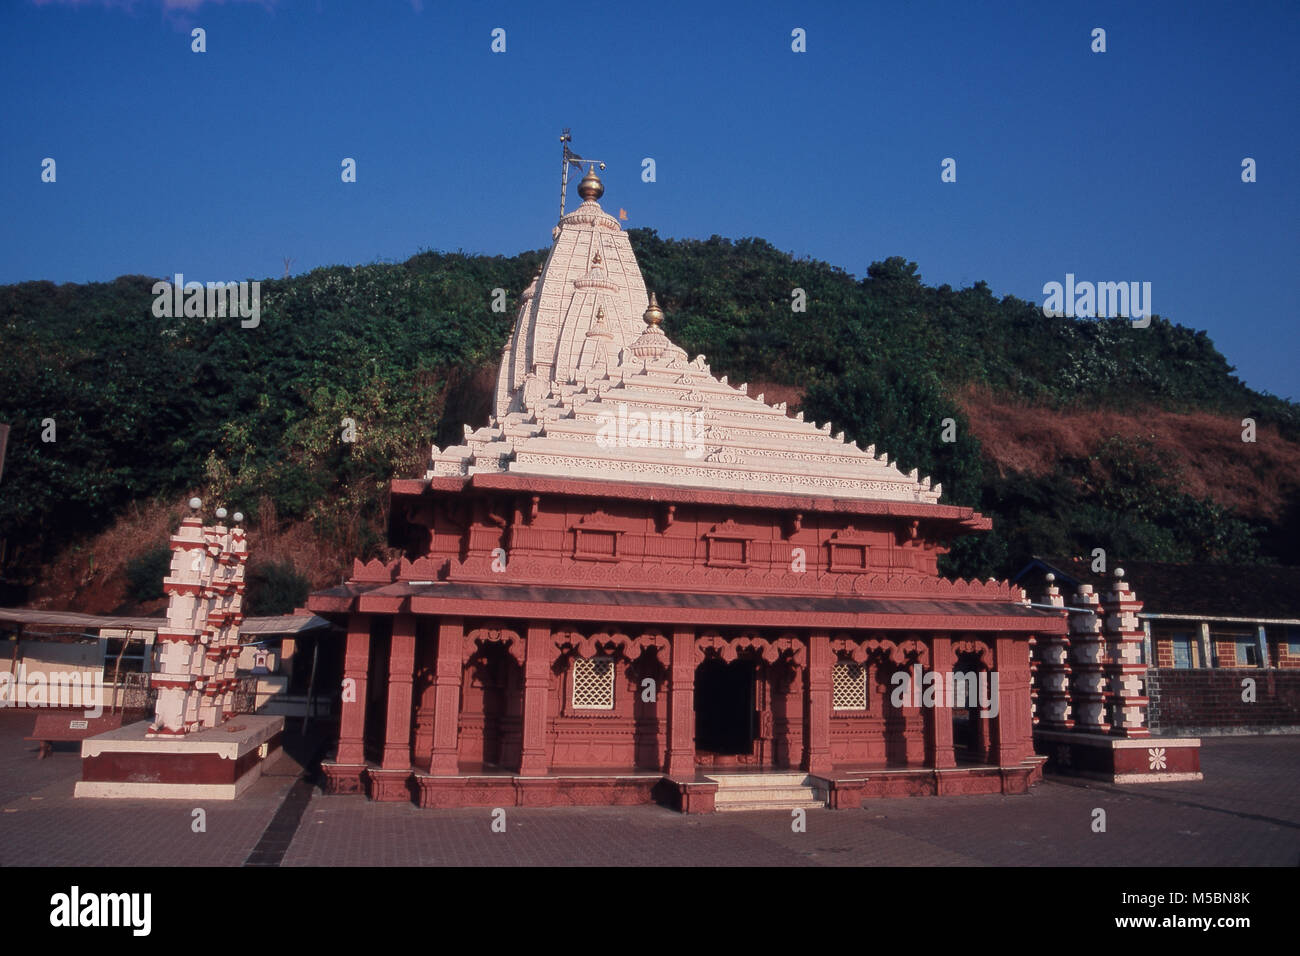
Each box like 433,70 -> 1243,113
2,711 -> 1296,867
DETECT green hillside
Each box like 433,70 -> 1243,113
2,232 -> 1297,597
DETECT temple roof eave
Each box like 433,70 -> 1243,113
391,472 -> 990,531
306,580 -> 1066,634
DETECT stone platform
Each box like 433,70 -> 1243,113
322,759 -> 1045,812
1036,730 -> 1202,783
75,715 -> 284,800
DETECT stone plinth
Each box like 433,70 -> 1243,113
75,714 -> 284,800
1036,729 -> 1201,783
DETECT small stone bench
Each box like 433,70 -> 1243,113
25,713 -> 126,758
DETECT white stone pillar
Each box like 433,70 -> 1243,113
1069,584 -> 1107,733
1035,574 -> 1073,730
1101,569 -> 1148,737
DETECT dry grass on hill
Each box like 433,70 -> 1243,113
956,385 -> 1300,522
28,495 -> 364,615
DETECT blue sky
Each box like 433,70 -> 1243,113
3,0 -> 1297,399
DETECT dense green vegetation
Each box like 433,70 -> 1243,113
244,560 -> 312,616
1,232 -> 1295,592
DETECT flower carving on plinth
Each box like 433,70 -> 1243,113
1147,747 -> 1167,771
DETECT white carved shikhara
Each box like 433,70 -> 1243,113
427,175 -> 943,504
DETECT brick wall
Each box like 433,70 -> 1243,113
1146,667 -> 1300,734
1155,638 -> 1175,668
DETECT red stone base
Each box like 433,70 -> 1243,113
321,761 -> 367,795
662,777 -> 719,813
416,773 -> 662,809
1036,730 -> 1202,783
320,763 -> 1044,811
367,768 -> 416,802
816,760 -> 1041,805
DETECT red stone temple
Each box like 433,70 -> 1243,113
307,164 -> 1072,811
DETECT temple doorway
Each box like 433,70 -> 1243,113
694,658 -> 756,755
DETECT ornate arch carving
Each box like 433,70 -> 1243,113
771,635 -> 806,668
553,628 -> 630,661
952,638 -> 993,669
464,623 -> 524,664
628,629 -> 669,661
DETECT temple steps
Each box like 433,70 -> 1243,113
705,772 -> 827,812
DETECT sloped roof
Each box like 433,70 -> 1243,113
1018,556 -> 1300,621
426,169 -> 947,506
0,607 -> 334,636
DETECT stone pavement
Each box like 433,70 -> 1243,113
0,710 -> 307,867
2,709 -> 1296,867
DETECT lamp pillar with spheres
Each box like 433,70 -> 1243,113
148,499 -> 250,736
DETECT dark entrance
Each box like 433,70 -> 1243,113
694,658 -> 756,754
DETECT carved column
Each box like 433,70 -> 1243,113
1101,571 -> 1149,737
336,614 -> 371,765
380,614 -> 417,769
805,631 -> 832,776
429,616 -> 463,775
1070,585 -> 1108,733
519,621 -> 552,776
666,627 -> 696,778
1035,574 -> 1073,730
927,635 -> 956,769
995,634 -> 1032,765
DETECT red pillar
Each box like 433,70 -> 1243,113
666,627 -> 696,778
519,621 -> 552,776
805,632 -> 832,776
995,634 -> 1032,766
927,635 -> 956,769
380,614 -> 417,770
337,614 -> 370,765
429,616 -> 462,775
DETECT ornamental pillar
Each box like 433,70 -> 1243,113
1100,570 -> 1149,737
1070,584 -> 1108,733
380,614 -> 417,769
1035,574 -> 1073,730
927,635 -> 956,769
519,621 -> 552,776
804,631 -> 832,776
666,627 -> 696,778
336,614 -> 371,765
429,617 -> 463,774
995,634 -> 1033,765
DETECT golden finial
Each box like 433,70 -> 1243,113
578,164 -> 604,201
592,250 -> 603,265
642,292 -> 664,327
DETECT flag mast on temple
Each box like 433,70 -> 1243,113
558,128 -> 605,220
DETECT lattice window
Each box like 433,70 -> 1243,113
832,661 -> 867,710
571,656 -> 616,710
